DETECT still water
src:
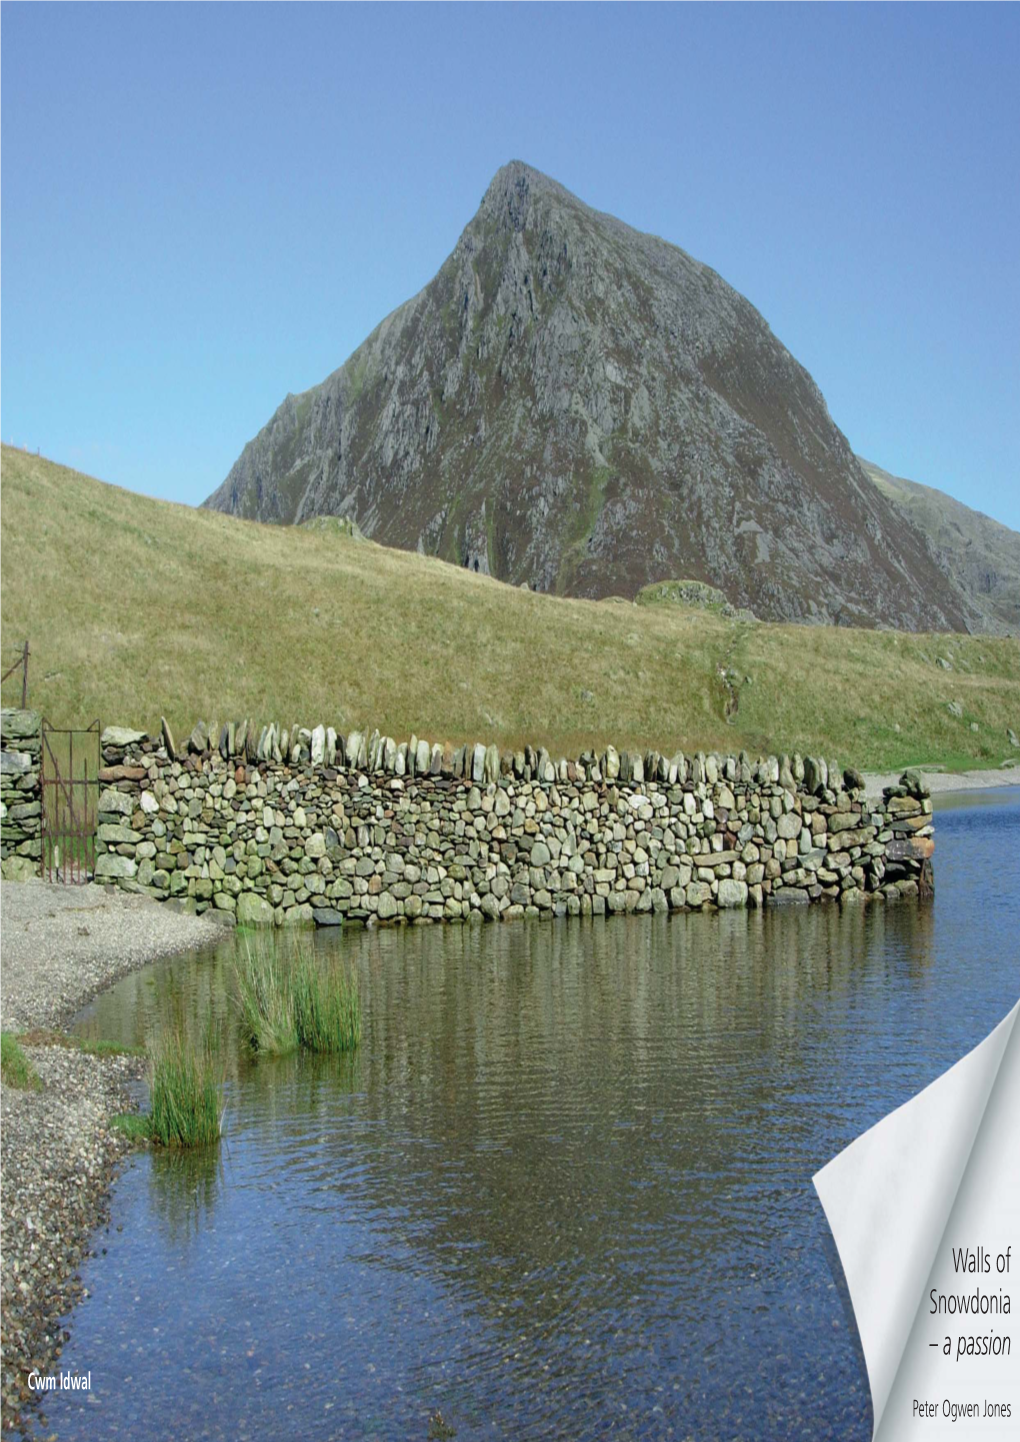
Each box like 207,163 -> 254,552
40,792 -> 1020,1439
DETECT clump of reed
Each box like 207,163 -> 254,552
234,931 -> 300,1056
292,952 -> 361,1054
147,1026 -> 223,1148
232,931 -> 361,1056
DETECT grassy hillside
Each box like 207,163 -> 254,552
2,446 -> 1018,772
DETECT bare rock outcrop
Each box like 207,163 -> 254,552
206,161 -> 969,631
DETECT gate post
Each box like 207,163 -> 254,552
0,707 -> 42,880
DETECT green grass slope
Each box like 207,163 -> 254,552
2,446 -> 1018,772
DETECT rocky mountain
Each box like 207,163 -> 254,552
206,161 -> 970,631
859,459 -> 1019,636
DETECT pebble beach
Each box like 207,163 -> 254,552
0,883 -> 220,1431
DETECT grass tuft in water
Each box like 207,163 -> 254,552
233,932 -> 299,1056
0,1032 -> 42,1090
292,952 -> 362,1054
232,932 -> 361,1056
148,1028 -> 223,1148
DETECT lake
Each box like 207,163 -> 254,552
35,790 -> 1020,1440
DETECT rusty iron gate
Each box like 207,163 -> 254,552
40,720 -> 100,883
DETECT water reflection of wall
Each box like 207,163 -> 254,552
284,909 -> 941,1305
78,942 -> 246,1079
76,899 -> 939,1291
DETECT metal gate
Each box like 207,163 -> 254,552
40,720 -> 100,883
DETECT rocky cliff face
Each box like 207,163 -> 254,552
859,459 -> 1019,636
205,161 -> 968,630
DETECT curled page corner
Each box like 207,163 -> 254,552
813,998 -> 1020,1439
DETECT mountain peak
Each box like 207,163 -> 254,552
477,159 -> 572,232
484,159 -> 558,193
205,167 -> 968,632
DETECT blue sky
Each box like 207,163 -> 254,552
2,3 -> 1018,527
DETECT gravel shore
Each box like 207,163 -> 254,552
1,1047 -> 139,1431
1,881 -> 223,1032
0,882 -> 223,1433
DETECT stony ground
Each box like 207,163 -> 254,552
0,1047 -> 139,1431
0,881 -> 222,1433
1,881 -> 222,1031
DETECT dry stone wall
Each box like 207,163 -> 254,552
1,709 -> 41,881
88,718 -> 935,925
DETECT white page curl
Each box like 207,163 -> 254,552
814,999 -> 1019,1439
